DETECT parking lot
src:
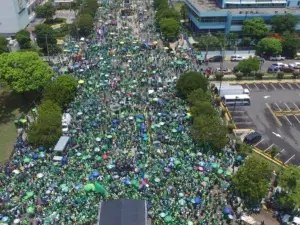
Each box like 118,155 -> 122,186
227,82 -> 300,165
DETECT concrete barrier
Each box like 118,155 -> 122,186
229,79 -> 300,85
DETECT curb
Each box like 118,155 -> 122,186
252,146 -> 286,168
228,79 -> 300,84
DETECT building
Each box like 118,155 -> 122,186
0,0 -> 48,36
98,199 -> 150,225
185,0 -> 300,34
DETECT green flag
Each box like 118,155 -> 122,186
95,182 -> 107,195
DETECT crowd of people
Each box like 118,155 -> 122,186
0,0 -> 243,224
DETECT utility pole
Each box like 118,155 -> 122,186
219,47 -> 224,93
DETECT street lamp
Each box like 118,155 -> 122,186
219,47 -> 224,93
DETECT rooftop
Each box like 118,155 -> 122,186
186,0 -> 300,15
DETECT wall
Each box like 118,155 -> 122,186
0,0 -> 29,36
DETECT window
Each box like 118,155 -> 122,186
298,1 -> 300,5
231,20 -> 244,25
199,17 -> 227,23
287,1 -> 290,6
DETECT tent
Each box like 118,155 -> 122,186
54,136 -> 70,152
98,199 -> 147,225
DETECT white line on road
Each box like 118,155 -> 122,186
285,154 -> 295,164
275,102 -> 282,111
264,144 -> 274,152
254,84 -> 259,90
296,83 -> 300,88
234,122 -> 253,125
246,84 -> 251,90
293,102 -> 300,110
271,84 -> 276,90
279,83 -> 286,90
294,115 -> 300,124
284,115 -> 293,125
275,149 -> 284,157
262,84 -> 268,90
284,103 -> 291,111
280,149 -> 285,152
232,116 -> 249,119
288,83 -> 294,90
254,138 -> 265,147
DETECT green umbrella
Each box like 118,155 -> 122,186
203,177 -> 209,182
24,191 -> 34,200
60,184 -> 69,192
211,163 -> 219,169
23,157 -> 31,163
225,171 -> 232,176
84,183 -> 95,192
217,169 -> 224,174
95,182 -> 107,195
171,129 -> 177,133
131,179 -> 139,189
160,212 -> 166,218
179,199 -> 185,205
165,215 -> 172,222
154,177 -> 160,183
26,206 -> 35,214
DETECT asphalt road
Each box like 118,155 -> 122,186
228,83 -> 300,166
208,59 -> 299,73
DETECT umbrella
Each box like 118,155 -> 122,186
194,196 -> 201,205
95,182 -> 106,195
12,169 -> 20,174
24,191 -> 34,200
78,80 -> 84,84
225,171 -> 232,176
84,183 -> 95,192
36,173 -> 44,178
23,157 -> 31,163
26,206 -> 35,214
179,199 -> 185,205
211,163 -> 219,169
164,215 -> 172,222
13,219 -> 20,224
223,207 -> 232,214
203,177 -> 209,182
92,171 -> 100,177
160,212 -> 166,218
217,169 -> 224,174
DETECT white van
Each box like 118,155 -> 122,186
62,113 -> 72,133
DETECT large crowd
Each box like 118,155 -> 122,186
0,0 -> 241,224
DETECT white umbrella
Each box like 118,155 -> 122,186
12,169 -> 20,174
13,219 -> 20,224
153,98 -> 159,102
129,116 -> 134,120
36,173 -> 44,178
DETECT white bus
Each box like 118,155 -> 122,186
222,94 -> 251,106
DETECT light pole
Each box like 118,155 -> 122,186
219,47 -> 224,93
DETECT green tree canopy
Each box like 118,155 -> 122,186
154,0 -> 169,10
195,34 -> 220,52
190,101 -> 216,117
80,0 -> 98,16
43,74 -> 77,107
176,71 -> 208,98
35,24 -> 58,55
232,156 -> 272,204
0,51 -> 53,93
282,32 -> 300,58
77,14 -> 94,37
277,166 -> 300,209
35,2 -> 56,21
187,88 -> 212,105
256,37 -> 282,56
0,36 -> 8,54
28,100 -> 62,147
156,8 -> 180,22
242,18 -> 269,39
16,30 -> 31,49
235,56 -> 260,76
159,18 -> 180,41
180,4 -> 188,20
191,114 -> 228,151
271,14 -> 298,34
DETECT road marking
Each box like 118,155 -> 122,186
264,144 -> 274,152
254,84 -> 259,90
284,103 -> 291,111
274,102 -> 282,111
295,83 -> 300,88
284,115 -> 293,125
293,102 -> 300,110
279,83 -> 285,90
285,154 -> 295,164
294,115 -> 300,124
275,149 -> 284,158
229,111 -> 245,113
272,132 -> 282,138
234,122 -> 253,125
245,84 -> 251,91
264,96 -> 271,99
271,84 -> 276,90
254,138 -> 265,147
262,84 -> 268,90
288,83 -> 294,90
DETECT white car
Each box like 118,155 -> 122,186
216,68 -> 231,74
230,55 -> 245,61
62,113 -> 72,133
269,55 -> 285,61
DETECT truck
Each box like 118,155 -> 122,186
217,85 -> 249,97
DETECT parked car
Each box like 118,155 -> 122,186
243,131 -> 262,145
269,55 -> 285,61
216,68 -> 231,74
62,113 -> 72,133
267,66 -> 280,73
208,55 -> 223,62
271,62 -> 284,67
230,55 -> 245,61
280,66 -> 295,73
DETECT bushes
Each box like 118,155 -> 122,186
235,72 -> 244,80
293,71 -> 300,79
277,71 -> 285,79
254,72 -> 264,80
28,100 -> 62,147
215,72 -> 224,81
43,74 -> 77,108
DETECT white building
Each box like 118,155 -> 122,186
0,0 -> 48,36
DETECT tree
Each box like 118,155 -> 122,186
43,75 -> 77,107
235,57 -> 260,76
159,18 -> 180,41
16,30 -> 31,49
235,142 -> 252,157
242,18 -> 269,39
191,115 -> 228,151
256,37 -> 282,56
77,14 -> 94,37
196,34 -> 220,54
80,0 -> 98,16
271,14 -> 298,34
176,71 -> 208,98
35,24 -> 58,55
0,52 -> 53,93
282,32 -> 300,58
232,156 -> 272,204
156,8 -> 180,22
191,102 -> 216,117
180,4 -> 188,20
0,36 -> 8,54
277,166 -> 300,209
188,88 -> 212,105
28,100 -> 62,147
35,2 -> 56,21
